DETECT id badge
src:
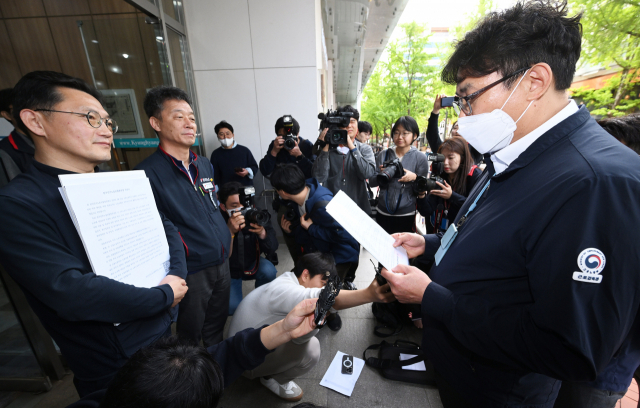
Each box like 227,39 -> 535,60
434,224 -> 458,266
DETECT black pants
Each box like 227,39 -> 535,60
435,370 -> 474,408
376,211 -> 416,235
176,260 -> 230,347
336,261 -> 358,283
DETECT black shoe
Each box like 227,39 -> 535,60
342,281 -> 357,290
327,312 -> 342,331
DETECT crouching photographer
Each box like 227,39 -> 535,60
369,116 -> 430,234
219,182 -> 279,315
416,136 -> 482,234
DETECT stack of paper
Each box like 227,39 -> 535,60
59,170 -> 170,288
326,190 -> 409,271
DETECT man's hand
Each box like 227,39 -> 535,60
398,169 -> 417,183
228,212 -> 245,234
288,139 -> 303,157
381,265 -> 431,304
159,275 -> 188,307
391,233 -> 425,258
367,278 -> 396,303
318,128 -> 328,142
280,214 -> 292,234
429,180 -> 452,200
271,136 -> 284,156
236,168 -> 249,177
249,223 -> 267,239
300,215 -> 313,230
433,94 -> 445,115
347,134 -> 356,150
259,298 -> 318,350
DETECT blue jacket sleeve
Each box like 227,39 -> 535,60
0,196 -> 174,323
245,147 -> 259,178
421,176 -> 640,381
207,326 -> 272,388
259,141 -> 278,177
160,211 -> 188,279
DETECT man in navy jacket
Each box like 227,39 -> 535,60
136,86 -> 232,347
259,115 -> 315,178
382,3 -> 640,407
0,71 -> 189,397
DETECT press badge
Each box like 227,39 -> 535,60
434,224 -> 458,265
203,182 -> 214,190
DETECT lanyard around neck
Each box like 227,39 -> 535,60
456,174 -> 494,229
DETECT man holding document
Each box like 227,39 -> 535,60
0,71 -> 188,397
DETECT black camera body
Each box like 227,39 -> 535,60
377,158 -> 404,188
318,109 -> 354,146
413,153 -> 446,195
272,196 -> 299,225
441,96 -> 455,107
281,115 -> 297,151
233,186 -> 271,227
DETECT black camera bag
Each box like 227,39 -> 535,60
363,340 -> 436,385
371,300 -> 411,337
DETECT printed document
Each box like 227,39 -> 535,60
59,172 -> 170,288
326,190 -> 408,271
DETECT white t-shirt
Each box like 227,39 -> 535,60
227,272 -> 323,343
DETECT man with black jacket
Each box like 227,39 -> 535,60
0,71 -> 188,397
382,2 -> 640,407
218,181 -> 278,315
136,86 -> 231,347
0,88 -> 35,183
259,115 -> 315,178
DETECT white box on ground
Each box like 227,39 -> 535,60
320,351 -> 365,397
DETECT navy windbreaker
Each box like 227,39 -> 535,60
419,107 -> 640,406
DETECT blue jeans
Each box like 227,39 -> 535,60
228,258 -> 277,315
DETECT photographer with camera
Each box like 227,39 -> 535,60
428,95 -> 483,165
271,164 -> 360,325
312,105 -> 376,215
416,136 -> 481,234
369,116 -> 430,234
210,120 -> 259,187
259,115 -> 316,178
219,182 -> 278,315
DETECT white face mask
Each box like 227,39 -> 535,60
220,137 -> 234,147
457,69 -> 533,155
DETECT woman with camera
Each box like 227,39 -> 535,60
369,116 -> 430,235
417,136 -> 482,234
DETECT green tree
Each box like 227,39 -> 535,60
571,0 -> 640,111
571,75 -> 640,117
361,22 -> 440,138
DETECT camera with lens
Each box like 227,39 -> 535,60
377,158 -> 404,188
318,109 -> 354,147
413,153 -> 445,195
272,195 -> 299,226
230,186 -> 271,227
281,114 -> 297,151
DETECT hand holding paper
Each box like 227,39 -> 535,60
381,264 -> 432,305
325,191 -> 408,271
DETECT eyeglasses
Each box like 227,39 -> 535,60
392,131 -> 414,138
453,67 -> 530,116
35,109 -> 118,134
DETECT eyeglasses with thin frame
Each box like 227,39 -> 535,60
35,109 -> 118,134
452,67 -> 531,116
392,131 -> 414,138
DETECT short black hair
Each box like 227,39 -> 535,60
0,88 -> 13,115
358,121 -> 372,134
12,71 -> 103,135
442,1 -> 582,91
337,105 -> 360,121
215,120 -> 234,135
275,115 -> 300,136
292,252 -> 337,280
144,86 -> 192,119
598,114 -> 640,155
100,336 -> 224,408
270,164 -> 306,195
392,116 -> 419,141
218,181 -> 243,207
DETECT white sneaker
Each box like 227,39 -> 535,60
260,377 -> 304,401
